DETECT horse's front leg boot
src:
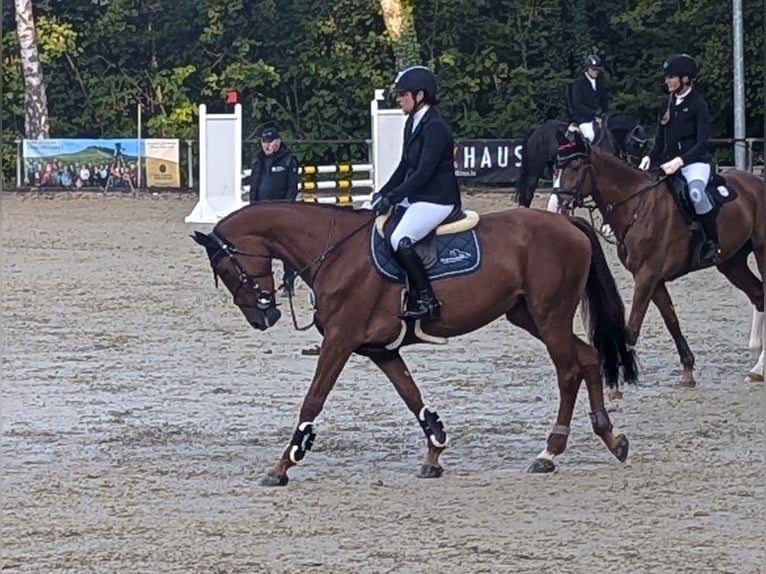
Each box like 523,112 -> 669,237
288,421 -> 316,463
418,406 -> 448,448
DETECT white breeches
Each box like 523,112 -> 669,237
680,162 -> 711,183
578,122 -> 596,143
390,201 -> 455,251
547,193 -> 560,212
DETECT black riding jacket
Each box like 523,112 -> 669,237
649,88 -> 711,166
248,143 -> 299,203
571,73 -> 609,124
378,107 -> 461,207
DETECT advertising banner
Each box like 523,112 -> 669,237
454,139 -> 525,184
144,139 -> 180,187
22,138 -> 182,189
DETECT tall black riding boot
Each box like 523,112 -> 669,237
698,211 -> 721,265
394,238 -> 441,321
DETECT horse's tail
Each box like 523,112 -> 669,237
516,127 -> 536,207
568,216 -> 638,388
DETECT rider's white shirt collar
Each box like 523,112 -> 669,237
585,72 -> 597,90
674,87 -> 692,104
412,105 -> 430,132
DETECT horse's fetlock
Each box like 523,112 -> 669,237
589,408 -> 613,435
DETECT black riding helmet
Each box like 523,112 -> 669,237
662,54 -> 698,79
584,54 -> 603,70
393,66 -> 438,98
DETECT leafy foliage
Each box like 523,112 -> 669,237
2,0 -> 763,182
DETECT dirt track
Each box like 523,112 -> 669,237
2,191 -> 764,573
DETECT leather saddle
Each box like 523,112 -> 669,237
375,206 -> 480,267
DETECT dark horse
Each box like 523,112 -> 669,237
192,202 -> 637,485
516,114 -> 650,207
556,130 -> 764,386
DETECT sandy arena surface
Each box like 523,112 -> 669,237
1,191 -> 764,573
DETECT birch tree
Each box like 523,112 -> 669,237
379,0 -> 420,70
15,0 -> 49,138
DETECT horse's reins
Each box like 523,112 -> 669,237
280,215 -> 372,331
601,171 -> 668,248
557,151 -> 668,246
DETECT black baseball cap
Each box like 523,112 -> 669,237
260,127 -> 280,141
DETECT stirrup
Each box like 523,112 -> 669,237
701,243 -> 721,265
399,295 -> 441,321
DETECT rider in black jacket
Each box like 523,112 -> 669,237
371,66 -> 461,321
639,54 -> 719,264
249,127 -> 300,294
571,54 -> 609,143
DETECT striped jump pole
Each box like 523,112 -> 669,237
299,179 -> 373,191
299,163 -> 373,175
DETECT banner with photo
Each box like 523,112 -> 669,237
144,139 -> 180,187
22,138 -> 182,189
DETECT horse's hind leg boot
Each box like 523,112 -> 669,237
394,238 -> 441,321
288,421 -> 316,463
418,406 -> 448,448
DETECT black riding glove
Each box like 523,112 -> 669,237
371,193 -> 392,216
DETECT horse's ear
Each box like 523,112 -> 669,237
555,130 -> 569,146
191,231 -> 212,247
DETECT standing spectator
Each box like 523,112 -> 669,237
570,54 -> 609,143
248,126 -> 300,296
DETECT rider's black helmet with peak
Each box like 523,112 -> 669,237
662,54 -> 698,79
393,66 -> 439,98
584,54 -> 603,70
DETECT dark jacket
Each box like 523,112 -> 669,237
378,107 -> 461,206
649,89 -> 711,166
571,73 -> 609,124
248,143 -> 299,203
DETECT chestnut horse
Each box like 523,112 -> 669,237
192,202 -> 637,486
555,130 -> 764,386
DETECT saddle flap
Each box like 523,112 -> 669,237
667,172 -> 738,221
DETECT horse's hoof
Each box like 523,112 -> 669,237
606,387 -> 623,400
679,377 -> 696,388
610,434 -> 629,462
746,371 -> 764,383
418,464 -> 443,479
527,458 -> 556,473
260,472 -> 289,487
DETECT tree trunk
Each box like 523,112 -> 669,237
380,0 -> 420,70
15,0 -> 50,138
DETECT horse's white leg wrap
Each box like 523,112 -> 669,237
538,424 -> 570,461
748,310 -> 763,350
747,350 -> 764,382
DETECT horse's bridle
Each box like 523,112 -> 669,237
554,151 -> 592,212
205,214 -> 372,331
204,230 -> 277,312
555,151 -> 668,247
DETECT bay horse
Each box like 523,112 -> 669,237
516,114 -> 650,208
555,129 -> 764,386
192,202 -> 637,486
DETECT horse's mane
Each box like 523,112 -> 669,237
591,147 -> 647,181
216,200 -> 370,228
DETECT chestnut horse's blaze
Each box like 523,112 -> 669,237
193,202 -> 638,486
